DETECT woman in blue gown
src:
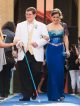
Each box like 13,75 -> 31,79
46,8 -> 70,101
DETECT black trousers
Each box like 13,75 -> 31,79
0,64 -> 12,97
17,51 -> 42,98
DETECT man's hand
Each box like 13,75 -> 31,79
16,41 -> 24,49
31,42 -> 38,48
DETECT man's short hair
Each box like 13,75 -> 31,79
26,7 -> 36,14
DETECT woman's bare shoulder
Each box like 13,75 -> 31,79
47,23 -> 52,30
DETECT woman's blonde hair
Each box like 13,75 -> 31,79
51,8 -> 63,19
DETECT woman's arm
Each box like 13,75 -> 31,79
0,42 -> 15,48
63,35 -> 69,52
63,35 -> 70,57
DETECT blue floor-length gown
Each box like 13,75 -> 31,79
46,30 -> 65,101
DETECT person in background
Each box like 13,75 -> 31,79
14,7 -> 49,101
45,8 -> 70,101
78,37 -> 80,90
0,22 -> 16,100
78,37 -> 80,62
37,59 -> 47,93
68,44 -> 80,94
0,29 -> 16,48
37,45 -> 48,93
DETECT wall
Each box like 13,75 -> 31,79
0,0 -> 14,27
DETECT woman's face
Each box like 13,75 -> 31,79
51,13 -> 60,24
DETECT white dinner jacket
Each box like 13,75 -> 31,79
14,20 -> 49,62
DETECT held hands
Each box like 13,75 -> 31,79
13,38 -> 24,49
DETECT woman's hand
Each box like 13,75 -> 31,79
43,36 -> 49,41
66,50 -> 70,58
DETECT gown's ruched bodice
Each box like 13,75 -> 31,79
46,30 -> 65,101
49,30 -> 64,44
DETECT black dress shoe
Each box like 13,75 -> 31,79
31,94 -> 37,100
31,95 -> 36,100
19,97 -> 30,101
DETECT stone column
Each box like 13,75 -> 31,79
0,0 -> 14,27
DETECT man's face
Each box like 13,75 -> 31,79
25,11 -> 36,22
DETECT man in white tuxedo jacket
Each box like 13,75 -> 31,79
14,7 -> 49,101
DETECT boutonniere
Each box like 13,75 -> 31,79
34,24 -> 38,29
